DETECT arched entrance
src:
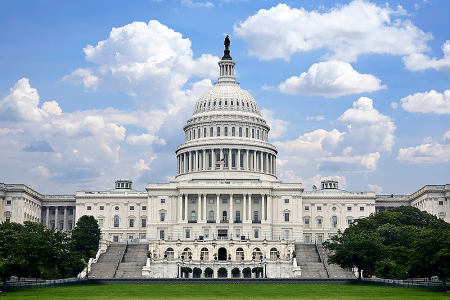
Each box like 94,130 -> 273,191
218,247 -> 227,261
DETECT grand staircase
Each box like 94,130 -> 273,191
89,243 -> 148,279
295,244 -> 355,279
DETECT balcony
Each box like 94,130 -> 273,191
220,220 -> 229,223
234,220 -> 242,223
252,220 -> 261,224
188,220 -> 197,223
207,220 -> 216,223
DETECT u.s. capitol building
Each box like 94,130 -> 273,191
1,38 -> 449,279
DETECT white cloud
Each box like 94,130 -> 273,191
369,184 -> 383,194
403,40 -> 450,71
126,134 -> 166,146
41,101 -> 63,116
261,84 -> 275,91
181,0 -> 213,7
397,129 -> 450,163
0,128 -> 23,134
391,102 -> 398,109
275,97 -> 395,174
0,78 -> 48,122
261,109 -> 289,139
63,20 -> 218,102
444,129 -> 450,144
306,116 -> 325,121
234,1 -> 430,62
278,61 -> 386,97
400,90 -> 450,114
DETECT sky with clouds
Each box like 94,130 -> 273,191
0,0 -> 449,195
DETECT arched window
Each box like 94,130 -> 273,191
239,127 -> 242,137
217,127 -> 220,136
198,128 -> 200,138
235,211 -> 241,222
232,127 -> 235,136
232,153 -> 236,168
253,248 -> 262,257
224,127 -> 228,136
219,100 -> 222,106
166,247 -> 174,260
332,216 -> 338,228
246,128 -> 249,137
225,100 -> 228,105
114,216 -> 119,228
254,211 -> 259,222
191,211 -> 196,221
209,210 -> 214,221
270,248 -> 278,261
204,127 -> 206,137
236,247 -> 244,260
210,127 -> 213,137
201,247 -> 209,260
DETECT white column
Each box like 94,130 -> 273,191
230,194 -> 233,223
267,194 -> 272,222
46,207 -> 50,227
220,148 -> 224,170
249,194 -> 252,221
237,149 -> 241,171
253,151 -> 257,172
178,194 -> 183,221
197,194 -> 201,221
189,152 -> 192,172
260,152 -> 263,172
265,153 -> 269,173
262,195 -> 265,221
203,194 -> 207,221
184,196 -> 188,221
184,152 -> 187,173
55,207 -> 59,229
246,150 -> 250,171
203,151 -> 207,171
63,207 -> 67,231
243,194 -> 247,221
216,194 -> 220,223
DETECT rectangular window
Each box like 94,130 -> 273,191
98,219 -> 104,228
347,219 -> 352,225
161,199 -> 165,204
317,206 -> 321,211
129,219 -> 134,228
236,199 -> 241,204
6,200 -> 11,205
222,199 -> 227,204
142,206 -> 147,210
204,229 -> 209,238
254,229 -> 259,239
191,199 -> 196,204
186,229 -> 190,239
284,213 -> 289,222
160,230 -> 165,240
130,206 -> 134,210
347,206 -> 352,211
254,199 -> 259,204
140,234 -> 146,240
304,206 -> 309,211
87,206 -> 92,210
285,230 -> 289,240
160,213 -> 165,222
113,236 -> 119,243
360,206 -> 365,211
304,219 -> 310,228
317,219 -> 322,228
129,235 -> 133,240
142,219 -> 147,228
284,199 -> 289,204
236,229 -> 240,238
439,201 -> 444,206
209,199 -> 214,204
99,206 -> 104,211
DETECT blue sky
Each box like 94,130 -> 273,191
1,0 -> 449,195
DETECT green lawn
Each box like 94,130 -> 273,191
1,284 -> 448,300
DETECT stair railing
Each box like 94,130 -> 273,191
315,243 -> 329,278
113,242 -> 128,278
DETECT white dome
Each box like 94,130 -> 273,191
192,82 -> 261,116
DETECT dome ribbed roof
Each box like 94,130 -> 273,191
192,82 -> 261,116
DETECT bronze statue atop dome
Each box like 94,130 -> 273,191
222,35 -> 232,60
224,35 -> 230,50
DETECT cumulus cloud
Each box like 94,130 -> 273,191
306,116 -> 325,121
62,20 -> 218,101
369,184 -> 383,194
0,78 -> 48,122
234,1 -> 430,62
403,40 -> 450,71
278,61 -> 386,97
181,0 -> 213,7
261,109 -> 289,139
397,130 -> 450,163
126,134 -> 166,146
275,97 -> 395,174
400,90 -> 450,114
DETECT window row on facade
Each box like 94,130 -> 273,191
185,125 -> 268,142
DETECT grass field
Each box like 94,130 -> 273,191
1,284 -> 448,300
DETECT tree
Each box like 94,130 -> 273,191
71,216 -> 101,263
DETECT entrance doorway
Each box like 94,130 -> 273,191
218,247 -> 227,261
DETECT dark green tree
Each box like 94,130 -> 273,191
71,215 -> 101,262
